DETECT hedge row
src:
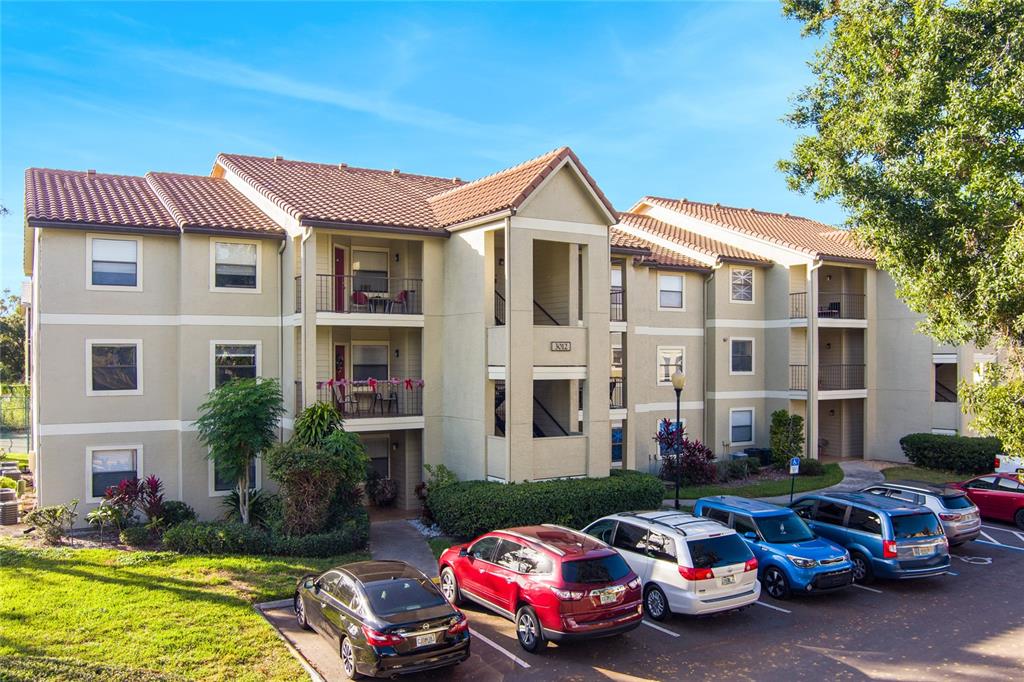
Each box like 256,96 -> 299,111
163,508 -> 368,557
426,471 -> 666,539
899,433 -> 1001,474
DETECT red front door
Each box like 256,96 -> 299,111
334,345 -> 346,408
334,247 -> 345,312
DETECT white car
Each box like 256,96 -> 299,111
582,511 -> 761,620
995,453 -> 1024,475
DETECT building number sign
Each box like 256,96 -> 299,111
550,341 -> 571,352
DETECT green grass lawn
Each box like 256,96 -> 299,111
670,463 -> 844,500
1,451 -> 29,468
882,465 -> 965,484
0,539 -> 367,681
427,537 -> 455,560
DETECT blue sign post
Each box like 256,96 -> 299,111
788,457 -> 801,504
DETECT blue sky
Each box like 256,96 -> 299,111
0,1 -> 838,294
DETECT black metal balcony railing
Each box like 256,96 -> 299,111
790,364 -> 808,391
818,364 -> 865,391
294,275 -> 422,314
609,376 -> 625,409
790,292 -> 866,320
317,378 -> 424,417
610,288 -> 624,322
495,289 -> 506,326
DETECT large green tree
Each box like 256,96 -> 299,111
0,289 -> 26,384
194,378 -> 284,525
780,0 -> 1024,453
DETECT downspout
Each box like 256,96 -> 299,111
503,215 -> 513,483
277,238 -> 286,442
703,265 -> 718,456
807,259 -> 824,460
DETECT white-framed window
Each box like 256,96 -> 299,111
87,234 -> 142,290
729,337 -> 754,375
730,267 -> 754,303
657,346 -> 685,385
658,273 -> 684,310
210,341 -> 261,390
211,238 -> 261,292
352,248 -> 390,293
86,339 -> 142,396
729,408 -> 755,446
352,342 -> 389,381
209,457 -> 261,497
931,428 -> 958,436
86,445 -> 142,502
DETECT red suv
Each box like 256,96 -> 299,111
948,473 -> 1024,529
438,525 -> 643,653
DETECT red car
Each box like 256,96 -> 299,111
948,473 -> 1024,529
437,525 -> 643,653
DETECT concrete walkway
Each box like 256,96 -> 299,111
665,459 -> 887,508
369,519 -> 439,577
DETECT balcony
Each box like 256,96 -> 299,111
789,292 -> 865,320
610,288 -> 624,322
295,275 -> 423,314
789,364 -> 865,391
296,378 -> 424,417
609,376 -> 625,409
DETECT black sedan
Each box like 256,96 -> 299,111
294,560 -> 471,679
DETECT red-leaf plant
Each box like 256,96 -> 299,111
103,475 -> 166,528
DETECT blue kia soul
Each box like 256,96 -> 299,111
789,492 -> 950,584
694,496 -> 853,599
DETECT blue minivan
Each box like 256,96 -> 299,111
789,492 -> 951,583
694,496 -> 853,599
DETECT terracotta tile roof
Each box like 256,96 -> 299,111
215,153 -> 460,232
609,226 -> 709,272
644,197 -> 874,262
25,168 -> 177,231
618,212 -> 769,265
146,173 -> 283,236
427,147 -> 617,227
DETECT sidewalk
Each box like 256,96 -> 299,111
368,518 -> 438,577
665,460 -> 887,508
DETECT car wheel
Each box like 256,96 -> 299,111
850,551 -> 874,585
515,606 -> 547,654
440,566 -> 462,606
1015,509 -> 1024,530
340,636 -> 362,680
294,593 -> 311,631
644,584 -> 670,621
763,567 -> 791,600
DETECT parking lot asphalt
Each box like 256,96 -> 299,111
262,522 -> 1024,681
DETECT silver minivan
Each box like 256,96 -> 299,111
861,481 -> 980,546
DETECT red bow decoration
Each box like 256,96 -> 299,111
368,377 -> 378,391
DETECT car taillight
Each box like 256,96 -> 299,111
551,587 -> 585,601
627,577 -> 641,590
744,557 -> 758,572
995,457 -> 1001,468
883,540 -> 898,559
939,512 -> 963,522
447,611 -> 469,635
679,565 -> 714,581
362,625 -> 404,647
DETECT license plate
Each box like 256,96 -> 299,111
415,633 -> 436,648
598,590 -> 618,604
720,575 -> 736,586
912,546 -> 932,556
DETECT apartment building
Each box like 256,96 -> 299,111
23,146 -> 985,521
607,197 -> 987,473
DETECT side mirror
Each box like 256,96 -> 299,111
458,547 -> 469,558
743,531 -> 758,541
303,578 -> 315,590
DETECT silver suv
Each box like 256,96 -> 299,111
861,481 -> 980,546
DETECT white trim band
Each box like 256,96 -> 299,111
42,313 -> 282,327
634,326 -> 704,337
707,391 -> 791,399
633,401 -> 704,412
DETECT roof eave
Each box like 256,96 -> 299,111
639,259 -> 712,274
299,218 -> 450,238
26,219 -> 179,236
181,225 -> 285,240
719,256 -> 773,267
611,245 -> 650,256
817,254 -> 876,266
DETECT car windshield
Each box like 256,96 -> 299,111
687,535 -> 752,569
755,513 -> 815,544
363,578 -> 447,617
941,494 -> 973,510
561,554 -> 631,584
891,513 -> 943,539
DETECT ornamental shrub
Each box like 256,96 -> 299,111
426,471 -> 666,539
0,476 -> 16,490
770,409 -> 805,468
798,458 -> 826,476
899,433 -> 1001,474
119,526 -> 151,548
162,521 -> 271,555
160,500 -> 196,527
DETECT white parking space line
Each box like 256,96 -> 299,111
642,620 -> 680,638
979,530 -> 998,544
753,600 -> 791,614
976,539 -> 1024,553
1013,531 -> 1024,544
945,571 -> 959,576
981,524 -> 1013,532
469,628 -> 531,669
852,584 -> 883,594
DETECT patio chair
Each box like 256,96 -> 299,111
332,384 -> 359,416
351,290 -> 370,312
372,389 -> 400,415
388,290 -> 409,314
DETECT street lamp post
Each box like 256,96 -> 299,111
671,371 -> 686,510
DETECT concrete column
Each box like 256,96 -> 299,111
507,228 -> 534,482
301,231 -> 318,408
583,241 -> 611,477
807,266 -> 820,459
421,238 -> 445,469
